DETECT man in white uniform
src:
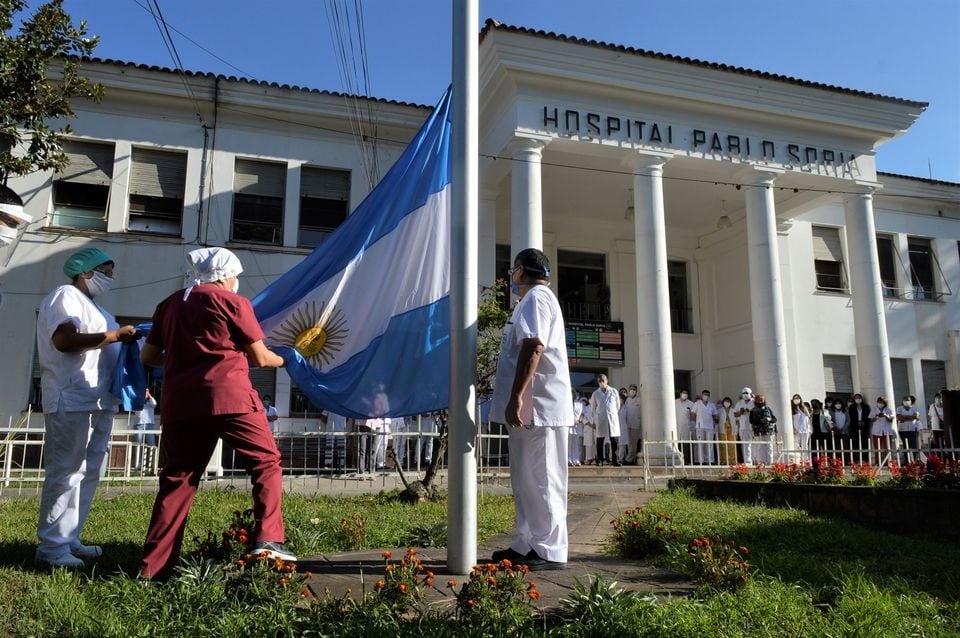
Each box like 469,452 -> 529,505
489,248 -> 573,571
590,374 -> 622,466
675,390 -> 695,463
622,384 -> 642,464
35,247 -> 138,568
734,387 -> 756,465
692,389 -> 718,464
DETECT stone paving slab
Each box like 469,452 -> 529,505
299,489 -> 694,611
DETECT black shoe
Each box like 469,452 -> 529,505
491,547 -> 528,563
612,460 -> 623,467
595,459 -> 603,467
522,550 -> 566,571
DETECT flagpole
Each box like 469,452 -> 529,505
447,0 -> 479,575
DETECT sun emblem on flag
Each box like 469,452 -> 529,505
273,300 -> 348,368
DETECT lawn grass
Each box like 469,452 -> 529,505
2,486 -> 958,636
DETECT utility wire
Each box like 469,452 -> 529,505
143,0 -> 208,127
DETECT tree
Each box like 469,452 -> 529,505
0,0 -> 101,182
394,281 -> 510,502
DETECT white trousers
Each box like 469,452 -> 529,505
508,426 -> 569,563
753,433 -> 773,464
695,428 -> 715,464
37,409 -> 113,558
739,428 -> 753,465
567,433 -> 582,464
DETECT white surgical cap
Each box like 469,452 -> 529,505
183,247 -> 243,300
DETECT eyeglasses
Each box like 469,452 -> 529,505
93,266 -> 114,278
509,265 -> 523,276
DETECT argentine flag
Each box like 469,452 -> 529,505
253,88 -> 452,419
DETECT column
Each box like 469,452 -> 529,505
744,168 -> 794,454
844,190 -> 895,405
478,187 -> 498,290
632,152 -> 680,464
509,137 -> 546,254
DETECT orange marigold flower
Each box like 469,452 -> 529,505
447,579 -> 458,589
236,559 -> 245,567
527,581 -> 537,590
385,565 -> 395,573
279,577 -> 290,586
486,576 -> 497,587
398,583 -> 408,594
500,559 -> 513,569
739,546 -> 749,555
528,590 -> 541,601
426,570 -> 435,579
382,551 -> 393,559
375,580 -> 386,590
467,599 -> 476,608
625,508 -> 635,515
305,571 -> 313,578
406,548 -> 417,556
239,528 -> 248,536
424,577 -> 435,587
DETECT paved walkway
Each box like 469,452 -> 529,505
298,487 -> 693,612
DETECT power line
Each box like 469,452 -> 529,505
142,0 -> 208,127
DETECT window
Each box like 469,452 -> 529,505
298,166 -> 350,248
921,360 -> 946,406
232,159 -> 285,244
907,237 -> 936,300
51,141 -> 114,231
673,369 -> 693,398
668,260 -> 692,333
875,235 -> 899,298
812,226 -> 847,292
822,355 -> 854,398
249,368 -> 276,410
289,384 -> 324,417
128,148 -> 186,235
557,250 -> 609,321
889,358 -> 910,403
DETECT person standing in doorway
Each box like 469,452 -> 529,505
692,390 -> 718,464
489,248 -> 573,571
590,374 -> 622,466
139,247 -> 294,580
734,387 -> 755,465
676,390 -> 695,464
35,248 -> 138,569
262,395 -> 279,435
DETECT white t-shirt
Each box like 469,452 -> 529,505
138,395 -> 157,425
896,405 -> 921,432
734,398 -> 755,431
489,285 -> 574,428
37,284 -> 121,413
623,396 -> 641,430
928,404 -> 943,431
692,400 -> 717,430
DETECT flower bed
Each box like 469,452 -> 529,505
673,471 -> 960,541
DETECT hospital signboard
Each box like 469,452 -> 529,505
566,320 -> 624,367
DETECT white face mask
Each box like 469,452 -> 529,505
231,278 -> 240,294
793,398 -> 801,405
902,400 -> 911,407
85,271 -> 114,298
854,398 -> 862,404
680,393 -> 688,401
0,225 -> 18,245
629,390 -> 637,397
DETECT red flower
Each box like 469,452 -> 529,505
375,580 -> 385,590
528,590 -> 541,600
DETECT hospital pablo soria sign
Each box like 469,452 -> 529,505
540,105 -> 862,179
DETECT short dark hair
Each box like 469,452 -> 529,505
514,248 -> 551,279
262,394 -> 273,401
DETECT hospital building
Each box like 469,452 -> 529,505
1,20 -> 958,460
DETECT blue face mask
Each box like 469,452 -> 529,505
510,283 -> 522,296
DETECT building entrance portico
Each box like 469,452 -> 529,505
478,21 -> 922,464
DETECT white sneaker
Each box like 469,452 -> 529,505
36,550 -> 85,569
70,542 -> 103,559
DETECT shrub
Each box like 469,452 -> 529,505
336,513 -> 368,550
807,455 -> 846,484
887,460 -> 925,489
770,462 -> 804,483
684,535 -> 751,591
726,463 -> 751,480
610,506 -> 677,558
189,508 -> 255,562
451,559 -> 539,632
848,462 -> 880,486
371,549 -> 430,613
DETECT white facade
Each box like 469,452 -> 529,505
1,23 -> 958,455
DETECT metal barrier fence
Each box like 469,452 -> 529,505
2,412 -> 954,498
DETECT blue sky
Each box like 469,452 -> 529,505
37,0 -> 960,182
